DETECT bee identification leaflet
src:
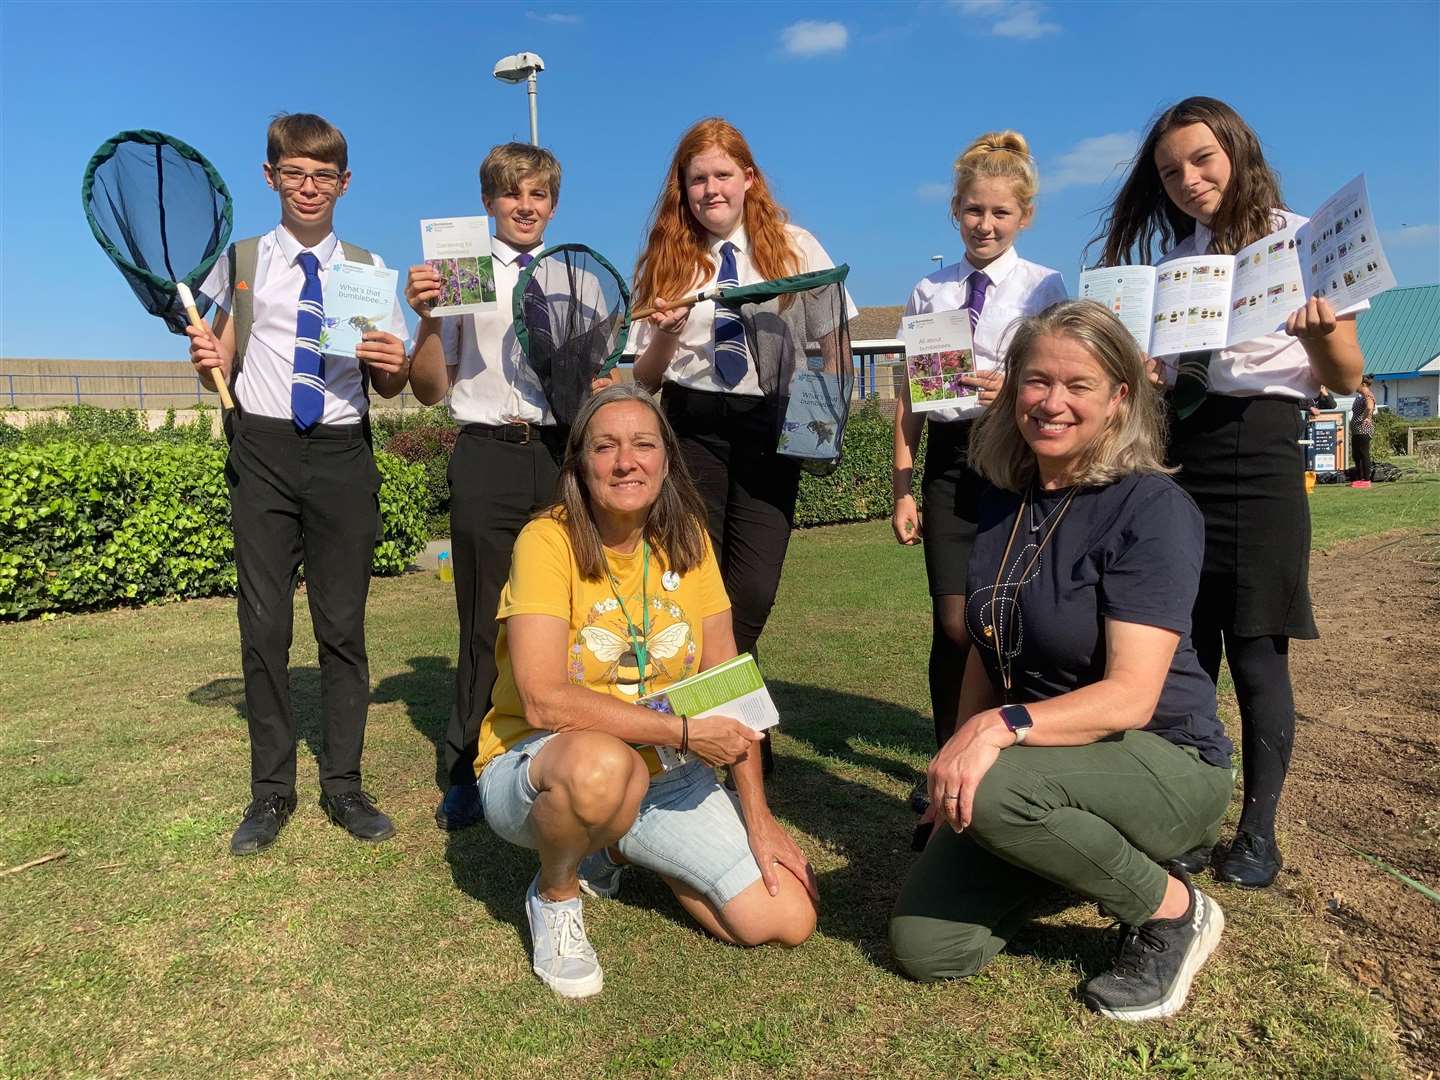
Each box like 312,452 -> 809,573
320,260 -> 400,359
637,653 -> 779,770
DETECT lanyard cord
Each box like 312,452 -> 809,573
989,485 -> 1077,697
605,541 -> 651,696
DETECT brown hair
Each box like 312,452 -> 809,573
266,113 -> 348,172
633,117 -> 802,309
1091,96 -> 1286,265
968,300 -> 1174,492
480,142 -> 562,204
951,130 -> 1039,225
546,384 -> 711,581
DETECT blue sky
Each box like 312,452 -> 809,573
2,0 -> 1437,359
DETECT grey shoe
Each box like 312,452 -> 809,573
526,875 -> 603,999
577,848 -> 624,899
1083,876 -> 1225,1022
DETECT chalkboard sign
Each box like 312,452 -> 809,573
1306,410 -> 1347,472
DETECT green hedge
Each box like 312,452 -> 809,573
0,443 -> 428,619
1373,409 -> 1440,458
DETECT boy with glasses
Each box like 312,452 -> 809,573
187,113 -> 410,855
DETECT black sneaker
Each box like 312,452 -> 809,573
1083,876 -> 1225,1022
1216,831 -> 1282,889
230,792 -> 297,856
908,776 -> 930,815
320,789 -> 396,843
1165,843 -> 1213,877
434,782 -> 483,832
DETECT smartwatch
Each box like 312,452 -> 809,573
999,704 -> 1033,745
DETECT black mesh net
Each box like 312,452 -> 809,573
729,267 -> 854,475
82,130 -> 232,333
514,244 -> 632,428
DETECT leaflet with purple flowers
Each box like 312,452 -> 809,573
420,216 -> 498,316
901,309 -> 976,413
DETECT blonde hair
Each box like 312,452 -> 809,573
545,384 -> 710,582
968,300 -> 1174,492
950,130 -> 1038,225
480,142 -> 562,204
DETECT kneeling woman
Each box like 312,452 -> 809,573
889,301 -> 1234,1021
478,383 -> 818,999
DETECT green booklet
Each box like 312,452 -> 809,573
638,653 -> 779,769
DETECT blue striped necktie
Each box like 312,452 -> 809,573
712,241 -> 749,389
291,251 -> 325,432
516,252 -> 552,344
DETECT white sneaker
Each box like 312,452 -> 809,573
577,848 -> 624,899
525,874 -> 603,998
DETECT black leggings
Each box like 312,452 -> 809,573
1352,432 -> 1373,482
1193,626 -> 1293,839
929,595 -> 970,747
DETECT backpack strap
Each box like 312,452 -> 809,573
227,236 -> 261,391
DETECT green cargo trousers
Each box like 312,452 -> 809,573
890,729 -> 1233,982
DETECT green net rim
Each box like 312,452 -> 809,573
712,263 -> 850,305
513,243 -> 633,375
81,129 -> 235,297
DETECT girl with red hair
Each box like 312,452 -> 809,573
631,118 -> 854,773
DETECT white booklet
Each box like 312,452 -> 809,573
320,260 -> 400,359
637,653 -> 778,771
1080,174 -> 1394,362
420,216 -> 498,316
900,309 -> 977,413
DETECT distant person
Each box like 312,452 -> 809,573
477,384 -> 817,998
187,113 -> 411,854
889,131 -> 1067,814
889,301 -> 1233,1022
1350,374 -> 1376,486
405,143 -> 609,833
1094,97 -> 1365,888
629,117 -> 856,775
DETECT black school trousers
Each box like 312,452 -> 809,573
225,414 -> 381,801
662,384 -> 800,656
443,426 -> 563,789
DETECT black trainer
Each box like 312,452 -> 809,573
320,789 -> 396,843
908,776 -> 930,815
434,781 -> 484,832
230,792 -> 297,856
1083,875 -> 1225,1022
1165,843 -> 1213,877
1216,831 -> 1282,888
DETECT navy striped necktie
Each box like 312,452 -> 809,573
291,251 -> 325,432
712,241 -> 749,388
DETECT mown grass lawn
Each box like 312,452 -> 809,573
4,475 -> 1432,1078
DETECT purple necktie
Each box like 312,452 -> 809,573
964,270 -> 991,335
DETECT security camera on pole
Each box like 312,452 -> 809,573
492,52 -> 546,146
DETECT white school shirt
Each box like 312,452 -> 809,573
900,246 -> 1068,422
200,226 -> 409,424
628,223 -> 858,398
1161,210 -> 1368,401
439,236 -> 555,426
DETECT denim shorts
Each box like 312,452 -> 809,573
479,733 -> 762,909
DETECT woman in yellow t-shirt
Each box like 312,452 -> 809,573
477,383 -> 818,999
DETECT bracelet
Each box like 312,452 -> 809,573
680,715 -> 689,756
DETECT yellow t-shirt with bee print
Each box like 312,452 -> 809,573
475,513 -> 731,777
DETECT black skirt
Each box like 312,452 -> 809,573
1168,394 -> 1318,640
920,417 -> 983,598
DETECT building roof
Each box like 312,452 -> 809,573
1357,285 -> 1440,378
850,305 -> 903,342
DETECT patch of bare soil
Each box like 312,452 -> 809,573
1285,530 -> 1440,1075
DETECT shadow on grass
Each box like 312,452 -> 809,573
756,680 -> 1120,982
371,654 -> 452,790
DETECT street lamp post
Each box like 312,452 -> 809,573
931,254 -> 944,272
492,52 -> 546,146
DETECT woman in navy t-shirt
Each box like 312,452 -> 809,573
890,300 -> 1234,1024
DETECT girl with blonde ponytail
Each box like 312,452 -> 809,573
891,131 -> 1067,815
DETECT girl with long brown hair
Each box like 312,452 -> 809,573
631,117 -> 854,772
1093,97 -> 1365,888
